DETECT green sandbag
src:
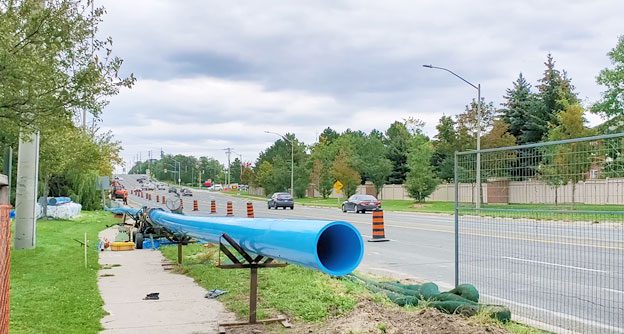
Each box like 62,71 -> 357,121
385,282 -> 440,298
448,284 -> 479,302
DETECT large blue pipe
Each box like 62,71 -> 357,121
147,209 -> 364,277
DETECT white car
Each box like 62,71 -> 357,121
142,183 -> 156,190
209,184 -> 223,191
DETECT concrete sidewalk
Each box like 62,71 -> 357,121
98,227 -> 234,334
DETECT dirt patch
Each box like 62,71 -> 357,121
225,298 -> 508,334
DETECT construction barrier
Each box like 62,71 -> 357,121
0,205 -> 12,334
369,209 -> 389,242
210,200 -> 216,214
246,202 -> 254,218
226,201 -> 233,216
193,200 -> 199,211
156,195 -> 160,203
162,195 -> 166,204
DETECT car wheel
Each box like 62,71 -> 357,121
289,206 -> 294,210
268,204 -> 271,209
354,205 -> 360,214
342,205 -> 347,213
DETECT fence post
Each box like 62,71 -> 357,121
453,151 -> 459,288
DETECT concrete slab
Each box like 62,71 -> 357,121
98,227 -> 234,334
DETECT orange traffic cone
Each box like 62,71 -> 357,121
210,200 -> 217,214
193,200 -> 199,211
226,201 -> 233,216
246,202 -> 254,218
368,209 -> 389,242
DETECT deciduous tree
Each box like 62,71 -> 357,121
592,35 -> 624,123
405,135 -> 439,202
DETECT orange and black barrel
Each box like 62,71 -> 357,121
246,202 -> 254,218
369,209 -> 389,242
226,201 -> 234,216
193,200 -> 199,211
210,200 -> 217,214
156,195 -> 160,203
161,195 -> 166,204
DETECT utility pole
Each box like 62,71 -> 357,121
14,131 -> 40,249
224,148 -> 233,186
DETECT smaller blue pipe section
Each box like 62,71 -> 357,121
148,209 -> 363,276
105,206 -> 141,216
47,197 -> 72,206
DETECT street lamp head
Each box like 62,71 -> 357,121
422,64 -> 433,68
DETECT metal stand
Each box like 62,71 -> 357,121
177,243 -> 183,264
217,233 -> 291,333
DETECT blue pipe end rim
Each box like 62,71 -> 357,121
315,222 -> 364,277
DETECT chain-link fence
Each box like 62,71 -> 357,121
0,204 -> 11,334
455,133 -> 624,333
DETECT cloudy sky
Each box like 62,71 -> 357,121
97,0 -> 623,171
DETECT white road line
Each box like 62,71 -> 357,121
501,256 -> 608,273
603,288 -> 624,295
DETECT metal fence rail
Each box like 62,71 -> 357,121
455,133 -> 624,333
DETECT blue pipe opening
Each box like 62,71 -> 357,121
316,223 -> 364,277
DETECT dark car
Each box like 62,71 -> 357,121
268,192 -> 294,210
168,187 -> 178,193
180,188 -> 193,196
342,194 -> 381,213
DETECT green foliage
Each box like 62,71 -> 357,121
10,211 -> 114,333
592,35 -> 624,120
501,73 -> 534,144
384,121 -> 412,184
405,135 -> 439,202
541,103 -> 594,203
432,116 -> 459,182
310,158 -> 334,198
358,136 -> 392,196
253,134 -> 308,196
332,149 -> 360,198
524,54 -> 578,143
456,98 -> 497,148
0,0 -> 135,141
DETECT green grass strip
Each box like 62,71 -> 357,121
160,243 -> 365,322
10,211 -> 114,334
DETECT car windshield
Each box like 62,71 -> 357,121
354,195 -> 377,201
276,194 -> 292,199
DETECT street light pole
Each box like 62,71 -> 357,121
265,131 -> 294,197
423,64 -> 482,209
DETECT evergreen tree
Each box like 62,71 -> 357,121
524,54 -> 579,143
432,115 -> 459,182
384,121 -> 412,184
501,73 -> 534,143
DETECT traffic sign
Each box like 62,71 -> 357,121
333,180 -> 343,191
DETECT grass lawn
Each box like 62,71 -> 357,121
10,211 -> 115,334
160,244 -> 541,333
160,243 -> 366,322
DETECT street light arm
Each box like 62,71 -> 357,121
422,64 -> 479,90
264,130 -> 292,144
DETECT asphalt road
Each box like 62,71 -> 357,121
117,174 -> 623,333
